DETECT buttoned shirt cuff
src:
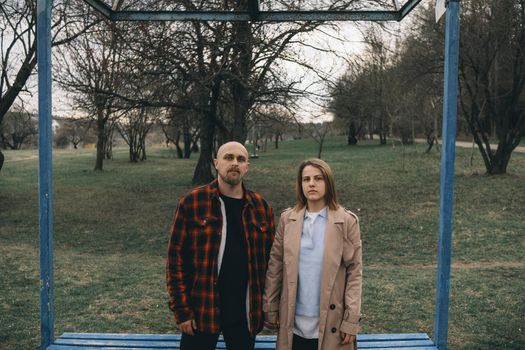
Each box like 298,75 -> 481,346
339,313 -> 361,335
339,320 -> 359,335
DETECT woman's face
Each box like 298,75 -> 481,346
301,165 -> 327,207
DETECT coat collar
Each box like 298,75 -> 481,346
289,205 -> 345,223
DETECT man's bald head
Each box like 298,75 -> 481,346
216,141 -> 249,160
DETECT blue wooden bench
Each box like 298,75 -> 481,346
47,332 -> 437,349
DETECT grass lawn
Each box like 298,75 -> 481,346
1,137 -> 524,349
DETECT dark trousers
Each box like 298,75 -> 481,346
180,319 -> 255,350
292,334 -> 319,350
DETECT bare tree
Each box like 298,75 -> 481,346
159,108 -> 200,159
0,0 -> 98,167
53,116 -> 94,149
116,107 -> 157,162
330,67 -> 370,145
458,0 -> 525,174
304,120 -> 331,159
252,106 -> 296,150
0,106 -> 36,149
55,19 -> 125,170
389,0 -> 524,173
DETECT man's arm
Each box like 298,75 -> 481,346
166,199 -> 195,324
265,204 -> 276,262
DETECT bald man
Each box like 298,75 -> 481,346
167,142 -> 275,350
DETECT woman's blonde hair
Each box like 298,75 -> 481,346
295,158 -> 339,211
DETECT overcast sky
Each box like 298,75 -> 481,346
17,18 -> 410,122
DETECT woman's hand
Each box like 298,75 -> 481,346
264,319 -> 280,330
340,332 -> 355,345
264,311 -> 280,330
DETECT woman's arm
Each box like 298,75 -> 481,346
340,213 -> 363,336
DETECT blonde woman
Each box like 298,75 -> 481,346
263,159 -> 362,350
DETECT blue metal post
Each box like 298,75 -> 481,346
434,1 -> 460,350
37,0 -> 54,348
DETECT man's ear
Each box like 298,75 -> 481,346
213,159 -> 218,169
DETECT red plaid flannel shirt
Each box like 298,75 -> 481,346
166,179 -> 275,335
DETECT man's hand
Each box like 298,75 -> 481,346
264,319 -> 280,330
340,332 -> 355,345
179,319 -> 197,336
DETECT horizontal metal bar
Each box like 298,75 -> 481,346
83,0 -> 416,22
57,332 -> 432,341
111,10 -> 401,22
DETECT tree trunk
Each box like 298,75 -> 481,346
140,136 -> 147,161
104,120 -> 114,160
488,157 -> 510,174
183,126 -> 192,159
434,111 -> 440,153
192,114 -> 215,185
175,130 -> 183,159
318,139 -> 324,159
129,144 -> 138,162
347,122 -> 358,145
487,142 -> 514,175
379,132 -> 387,145
0,44 -> 37,127
191,140 -> 199,153
192,77 -> 221,185
378,117 -> 388,145
425,136 -> 435,153
94,108 -> 106,171
0,149 -> 4,172
230,18 -> 252,143
275,133 -> 280,149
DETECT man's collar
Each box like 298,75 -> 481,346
211,178 -> 254,206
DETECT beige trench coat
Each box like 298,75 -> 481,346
263,206 -> 362,350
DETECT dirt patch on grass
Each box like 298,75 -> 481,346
7,155 -> 38,162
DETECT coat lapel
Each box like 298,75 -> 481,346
284,208 -> 305,319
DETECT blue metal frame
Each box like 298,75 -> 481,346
37,1 -> 460,349
84,0 -> 423,22
37,0 -> 54,349
435,1 -> 460,350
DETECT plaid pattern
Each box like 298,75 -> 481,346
167,179 -> 275,335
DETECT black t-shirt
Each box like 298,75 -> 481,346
218,194 -> 249,326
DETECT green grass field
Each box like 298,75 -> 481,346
1,137 -> 524,349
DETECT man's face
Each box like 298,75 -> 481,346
214,143 -> 249,186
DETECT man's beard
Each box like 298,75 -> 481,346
219,170 -> 242,186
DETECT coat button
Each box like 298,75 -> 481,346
330,304 -> 336,310
331,327 -> 337,333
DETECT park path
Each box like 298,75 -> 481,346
368,261 -> 525,270
415,138 -> 525,153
